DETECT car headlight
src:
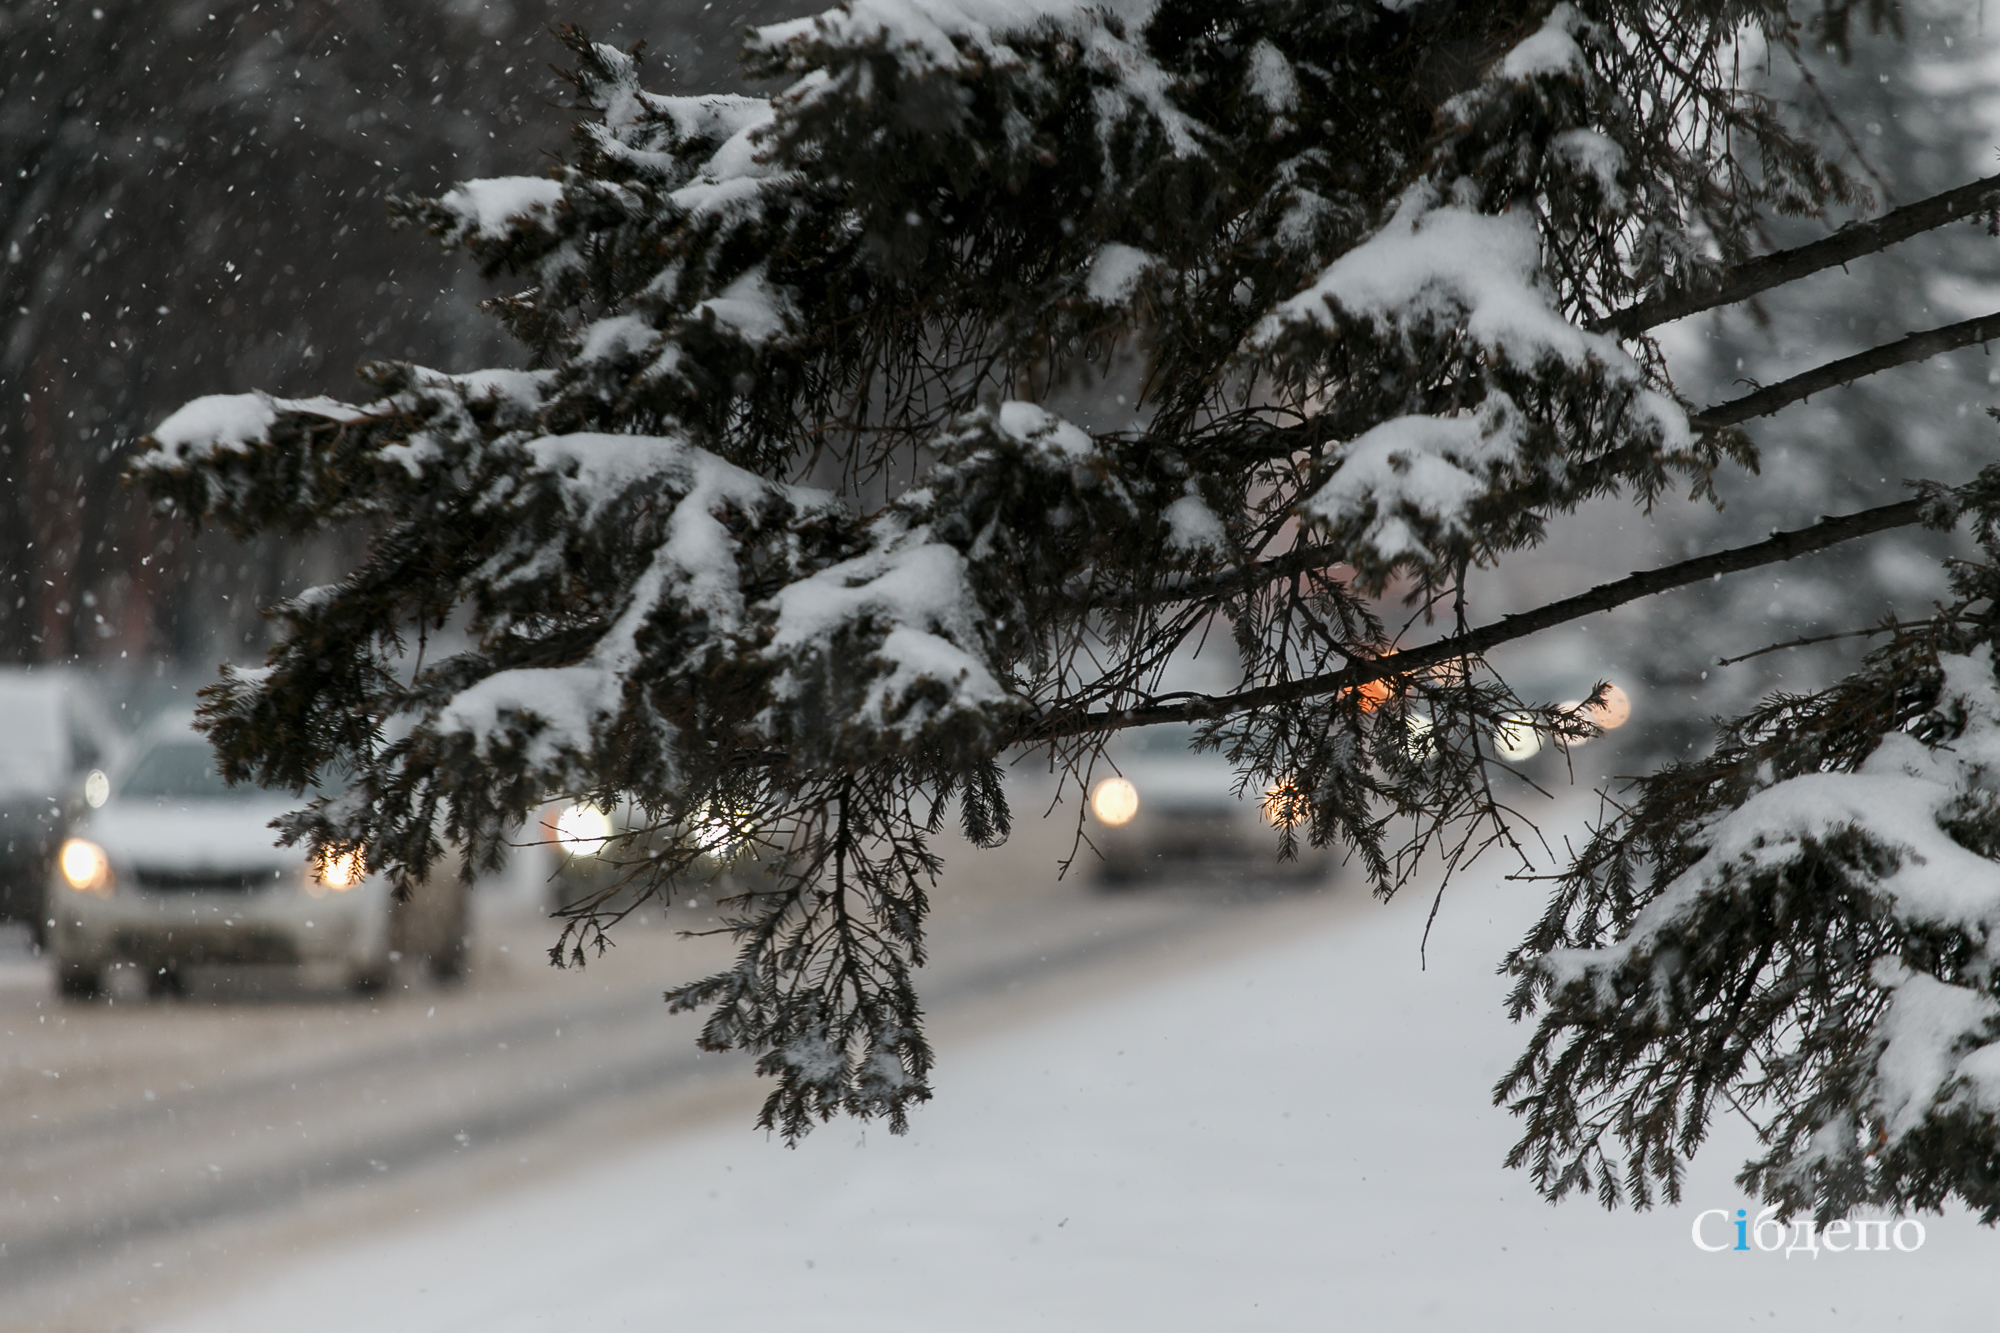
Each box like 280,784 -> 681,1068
688,801 -> 754,857
59,838 -> 114,895
1090,777 -> 1140,826
554,803 -> 614,855
312,847 -> 366,893
1493,714 -> 1543,760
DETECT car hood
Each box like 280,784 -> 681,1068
78,798 -> 307,870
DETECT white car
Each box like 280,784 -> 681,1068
1086,724 -> 1332,886
0,670 -> 125,938
47,715 -> 466,999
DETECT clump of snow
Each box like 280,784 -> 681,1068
692,266 -> 794,345
752,0 -> 1160,75
766,530 -> 1009,736
1868,960 -> 2000,1140
1551,129 -> 1626,205
1257,192 -> 1687,567
437,177 -> 566,243
663,100 -> 784,223
1304,400 -> 1520,563
1258,202 -> 1591,368
1084,243 -> 1158,305
436,665 -> 629,771
751,0 -> 1204,165
1245,39 -> 1300,114
441,432 -> 836,768
577,315 -> 660,367
451,369 -> 557,413
1163,487 -> 1226,555
995,400 -> 1094,456
147,392 -> 364,461
1497,4 -> 1586,80
522,432 -> 825,631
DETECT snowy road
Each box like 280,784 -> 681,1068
129,857 -> 2000,1332
0,821 -> 1344,1331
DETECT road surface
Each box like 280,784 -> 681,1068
0,816 -> 1353,1332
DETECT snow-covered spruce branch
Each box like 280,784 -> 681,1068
119,0 -> 2000,1194
1495,469 -> 2000,1220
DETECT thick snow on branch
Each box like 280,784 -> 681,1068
1546,651 -> 2000,1153
434,176 -> 566,245
1084,242 -> 1158,305
1265,196 -> 1688,570
1497,3 -> 1587,80
751,0 -> 1158,73
1261,200 -> 1610,373
767,526 -> 1009,738
149,392 -> 366,461
1304,398 -> 1522,565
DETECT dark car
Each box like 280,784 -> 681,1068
0,672 -> 124,936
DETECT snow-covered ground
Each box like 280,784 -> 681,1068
154,875 -> 1996,1331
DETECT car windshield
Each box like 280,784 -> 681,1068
119,740 -> 245,801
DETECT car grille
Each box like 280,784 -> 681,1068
132,866 -> 291,894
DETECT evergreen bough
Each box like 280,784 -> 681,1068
130,0 -> 2000,1217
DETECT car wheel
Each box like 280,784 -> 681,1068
349,965 -> 390,995
1093,861 -> 1142,891
56,962 -> 100,999
428,933 -> 468,986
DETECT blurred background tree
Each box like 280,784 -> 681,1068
0,0 -> 788,669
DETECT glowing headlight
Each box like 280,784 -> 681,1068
1090,777 -> 1140,826
688,802 -> 753,857
1558,683 -> 1634,747
555,803 -> 614,854
83,769 -> 109,808
59,838 -> 113,895
314,847 -> 366,892
1493,714 -> 1543,761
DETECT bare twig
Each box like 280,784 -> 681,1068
1714,617 -> 1957,667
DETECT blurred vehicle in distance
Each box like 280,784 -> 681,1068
1086,724 -> 1331,887
0,670 -> 125,939
543,797 -> 760,914
47,712 -> 467,999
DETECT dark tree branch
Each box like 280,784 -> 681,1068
1691,310 -> 2000,431
1025,498 -> 1929,742
1597,173 -> 2000,339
